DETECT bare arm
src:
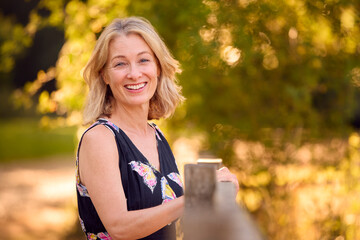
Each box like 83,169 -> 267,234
79,125 -> 184,240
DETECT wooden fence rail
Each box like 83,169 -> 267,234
183,163 -> 264,240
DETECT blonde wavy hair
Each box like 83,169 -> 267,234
82,16 -> 184,125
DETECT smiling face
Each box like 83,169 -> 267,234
102,33 -> 159,111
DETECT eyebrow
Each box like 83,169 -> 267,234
111,51 -> 153,61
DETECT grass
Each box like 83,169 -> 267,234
0,118 -> 78,162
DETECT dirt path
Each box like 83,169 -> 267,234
0,139 -> 198,240
0,155 -> 83,240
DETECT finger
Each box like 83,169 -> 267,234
218,167 -> 230,172
217,173 -> 236,183
217,173 -> 239,192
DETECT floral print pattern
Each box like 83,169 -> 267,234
129,161 -> 157,193
87,232 -> 112,240
79,216 -> 86,232
77,183 -> 90,197
150,123 -> 163,141
167,173 -> 183,188
77,119 -> 183,239
76,153 -> 90,197
98,118 -> 120,133
161,176 -> 177,203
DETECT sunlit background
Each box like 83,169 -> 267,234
0,0 -> 360,239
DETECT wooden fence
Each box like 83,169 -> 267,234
182,163 -> 264,240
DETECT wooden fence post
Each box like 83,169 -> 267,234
183,164 -> 264,240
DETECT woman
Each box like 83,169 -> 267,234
76,16 -> 238,240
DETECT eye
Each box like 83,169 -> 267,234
139,58 -> 150,63
114,61 -> 126,67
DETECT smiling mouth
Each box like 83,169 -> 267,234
125,82 -> 147,90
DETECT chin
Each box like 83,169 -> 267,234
125,98 -> 152,107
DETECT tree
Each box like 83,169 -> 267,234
2,1 -> 360,238
130,0 -> 360,163
3,0 -> 360,155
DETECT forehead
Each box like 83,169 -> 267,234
108,33 -> 154,57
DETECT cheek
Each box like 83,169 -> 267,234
150,70 -> 158,87
108,71 -> 126,84
146,63 -> 159,78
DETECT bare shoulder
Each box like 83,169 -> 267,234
79,124 -> 118,165
79,124 -> 119,186
81,124 -> 116,149
83,123 -> 115,141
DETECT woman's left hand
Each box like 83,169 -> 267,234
216,167 -> 239,193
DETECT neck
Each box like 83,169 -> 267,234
109,102 -> 150,136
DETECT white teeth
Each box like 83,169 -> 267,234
126,83 -> 146,90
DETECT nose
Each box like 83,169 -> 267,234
127,64 -> 142,80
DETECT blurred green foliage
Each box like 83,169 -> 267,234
1,0 -> 360,239
232,133 -> 360,239
3,0 -> 359,157
0,118 -> 77,161
1,0 -> 358,132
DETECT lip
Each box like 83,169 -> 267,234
124,82 -> 147,92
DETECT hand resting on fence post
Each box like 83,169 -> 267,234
183,163 -> 264,240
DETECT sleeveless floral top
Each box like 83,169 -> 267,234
76,119 -> 184,240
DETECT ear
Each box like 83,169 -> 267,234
157,68 -> 161,80
101,70 -> 109,84
156,60 -> 161,78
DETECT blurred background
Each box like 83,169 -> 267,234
0,0 -> 359,239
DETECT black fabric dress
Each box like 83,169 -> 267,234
76,118 -> 184,240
